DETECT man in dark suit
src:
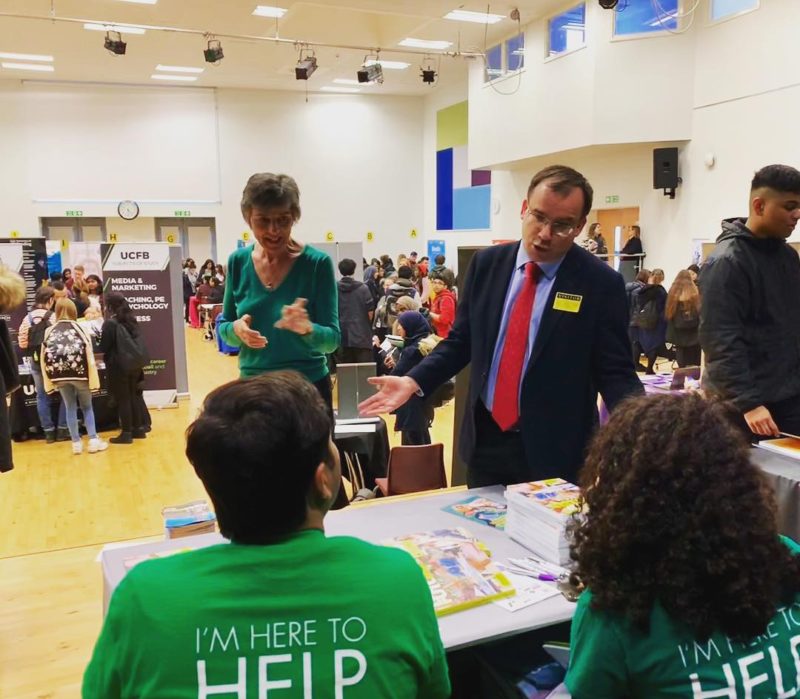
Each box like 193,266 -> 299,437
359,165 -> 643,486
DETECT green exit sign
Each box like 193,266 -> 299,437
65,210 -> 84,217
604,195 -> 620,204
174,210 -> 191,217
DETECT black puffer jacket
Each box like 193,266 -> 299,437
698,218 -> 800,412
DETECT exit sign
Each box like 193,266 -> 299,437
174,210 -> 191,217
66,210 -> 84,217
604,195 -> 620,204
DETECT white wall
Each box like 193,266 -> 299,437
468,1 -> 694,169
107,217 -> 157,242
0,82 -> 36,237
22,84 -> 220,203
0,81 -> 425,266
214,89 -> 424,263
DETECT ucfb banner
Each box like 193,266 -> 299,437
101,243 -> 177,407
0,238 -> 48,349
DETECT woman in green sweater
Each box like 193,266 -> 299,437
566,392 -> 800,699
219,173 -> 340,412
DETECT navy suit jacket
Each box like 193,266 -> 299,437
408,241 -> 643,484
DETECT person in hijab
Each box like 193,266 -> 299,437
363,264 -> 381,307
388,311 -> 438,445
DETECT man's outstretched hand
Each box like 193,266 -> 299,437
358,376 -> 419,416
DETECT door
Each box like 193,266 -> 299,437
41,217 -> 107,242
155,218 -> 217,263
595,207 -> 640,275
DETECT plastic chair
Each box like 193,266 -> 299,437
374,443 -> 448,497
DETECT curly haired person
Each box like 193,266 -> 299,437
566,392 -> 800,699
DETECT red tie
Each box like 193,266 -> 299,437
492,262 -> 540,431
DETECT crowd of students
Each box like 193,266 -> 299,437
337,251 -> 458,445
627,264 -> 702,373
18,274 -> 151,452
182,257 -> 226,338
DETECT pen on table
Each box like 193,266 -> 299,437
508,557 -> 566,576
505,566 -> 559,582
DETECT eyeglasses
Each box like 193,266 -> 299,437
253,213 -> 294,231
525,209 -> 576,238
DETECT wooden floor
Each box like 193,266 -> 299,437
0,329 -> 455,698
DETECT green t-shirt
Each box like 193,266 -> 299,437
83,530 -> 450,699
566,536 -> 800,699
219,244 -> 340,381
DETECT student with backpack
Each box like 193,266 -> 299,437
99,292 -> 149,444
633,269 -> 668,375
17,286 -> 68,442
41,298 -> 108,455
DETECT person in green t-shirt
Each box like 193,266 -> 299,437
565,392 -> 800,699
218,173 -> 340,408
83,371 -> 450,699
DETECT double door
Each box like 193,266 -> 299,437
41,217 -> 107,242
155,218 -> 216,263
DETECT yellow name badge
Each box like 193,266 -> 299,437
553,292 -> 582,313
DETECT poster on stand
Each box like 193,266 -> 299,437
100,243 -> 181,407
0,238 -> 48,348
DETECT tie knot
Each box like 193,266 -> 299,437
525,262 -> 541,282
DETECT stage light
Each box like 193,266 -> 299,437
104,31 -> 127,56
421,68 -> 436,84
357,62 -> 383,84
204,39 -> 224,64
599,0 -> 619,8
295,56 -> 317,80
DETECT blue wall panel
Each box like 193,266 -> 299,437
453,185 -> 491,230
436,148 -> 454,231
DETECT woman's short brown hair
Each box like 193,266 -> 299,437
240,173 -> 301,223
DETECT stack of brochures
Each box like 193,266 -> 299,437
504,479 -> 583,566
385,527 -> 515,616
162,500 -> 217,539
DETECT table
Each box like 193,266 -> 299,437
100,485 -> 576,651
751,447 -> 800,542
9,360 -> 117,439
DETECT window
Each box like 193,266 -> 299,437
485,44 -> 503,81
506,34 -> 525,71
548,4 -> 586,57
613,0 -> 679,36
484,34 -> 525,82
711,0 -> 758,21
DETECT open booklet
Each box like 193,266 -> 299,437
442,496 -> 508,530
384,527 -> 515,616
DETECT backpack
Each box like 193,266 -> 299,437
672,305 -> 699,330
26,311 -> 53,362
375,287 -> 416,329
114,322 -> 149,373
42,322 -> 89,381
633,298 -> 659,330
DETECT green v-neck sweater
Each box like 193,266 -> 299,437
219,244 -> 340,382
